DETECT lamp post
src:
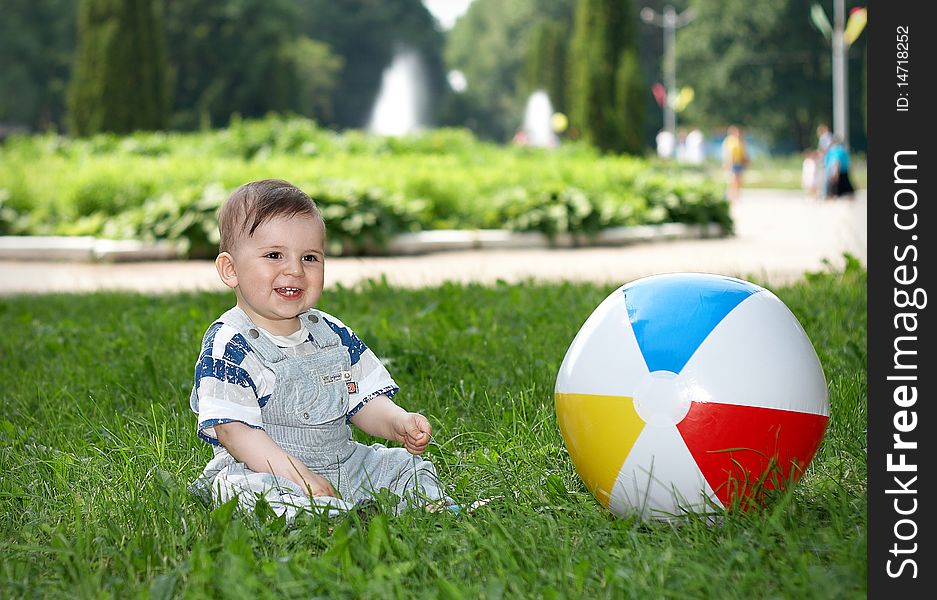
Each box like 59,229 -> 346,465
831,0 -> 848,147
641,5 -> 696,142
813,1 -> 866,148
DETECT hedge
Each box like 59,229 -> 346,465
0,115 -> 731,257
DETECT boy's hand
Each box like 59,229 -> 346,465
394,412 -> 432,455
299,470 -> 337,498
214,421 -> 337,497
349,395 -> 433,454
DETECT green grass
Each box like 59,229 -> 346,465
0,264 -> 867,598
713,156 -> 866,191
646,154 -> 868,192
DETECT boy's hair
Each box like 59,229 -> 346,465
218,179 -> 323,253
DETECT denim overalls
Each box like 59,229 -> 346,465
189,307 -> 448,520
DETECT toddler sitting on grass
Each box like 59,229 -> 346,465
188,178 -> 452,521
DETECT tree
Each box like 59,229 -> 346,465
675,0 -> 867,151
522,19 -> 569,114
68,0 -> 171,135
0,0 -> 75,132
613,49 -> 644,153
567,0 -> 645,153
445,0 -> 574,140
162,0 -> 301,130
284,37 -> 345,125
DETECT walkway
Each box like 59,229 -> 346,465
0,189 -> 866,296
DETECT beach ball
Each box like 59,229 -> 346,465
554,273 -> 829,519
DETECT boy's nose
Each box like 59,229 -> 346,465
283,258 -> 304,276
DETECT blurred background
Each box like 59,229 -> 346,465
0,0 -> 867,257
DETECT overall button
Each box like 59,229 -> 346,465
303,412 -> 310,420
248,328 -> 259,339
308,315 -> 319,323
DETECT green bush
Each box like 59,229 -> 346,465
638,175 -> 733,233
309,181 -> 428,257
493,185 -> 642,241
0,116 -> 731,256
92,184 -> 226,258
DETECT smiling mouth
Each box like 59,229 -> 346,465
275,287 -> 304,299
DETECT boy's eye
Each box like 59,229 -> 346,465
302,254 -> 319,263
264,252 -> 282,259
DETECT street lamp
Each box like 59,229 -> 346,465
641,5 -> 696,144
831,0 -> 848,147
811,1 -> 866,149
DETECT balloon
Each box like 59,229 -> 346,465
844,7 -> 867,45
671,86 -> 695,113
652,83 -> 667,108
551,112 -> 569,133
810,3 -> 832,40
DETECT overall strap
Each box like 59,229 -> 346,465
217,306 -> 289,364
299,310 -> 341,350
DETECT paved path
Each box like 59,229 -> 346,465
0,189 -> 866,296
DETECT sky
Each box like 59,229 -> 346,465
422,0 -> 475,30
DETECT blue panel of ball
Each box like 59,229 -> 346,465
622,274 -> 763,374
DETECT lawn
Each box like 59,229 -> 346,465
0,263 -> 867,598
663,154 -> 869,192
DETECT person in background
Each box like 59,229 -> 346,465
801,149 -> 818,199
721,125 -> 749,204
824,136 -> 855,199
815,124 -> 833,197
684,128 -> 705,164
656,129 -> 675,159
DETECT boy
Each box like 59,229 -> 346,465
188,179 -> 450,520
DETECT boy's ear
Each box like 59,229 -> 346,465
215,252 -> 238,289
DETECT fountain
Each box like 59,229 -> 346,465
521,90 -> 559,148
367,46 -> 429,136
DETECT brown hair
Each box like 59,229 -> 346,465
217,179 -> 322,253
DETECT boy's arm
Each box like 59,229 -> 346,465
214,421 -> 336,497
349,395 -> 432,455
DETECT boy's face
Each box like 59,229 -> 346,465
218,213 -> 325,336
